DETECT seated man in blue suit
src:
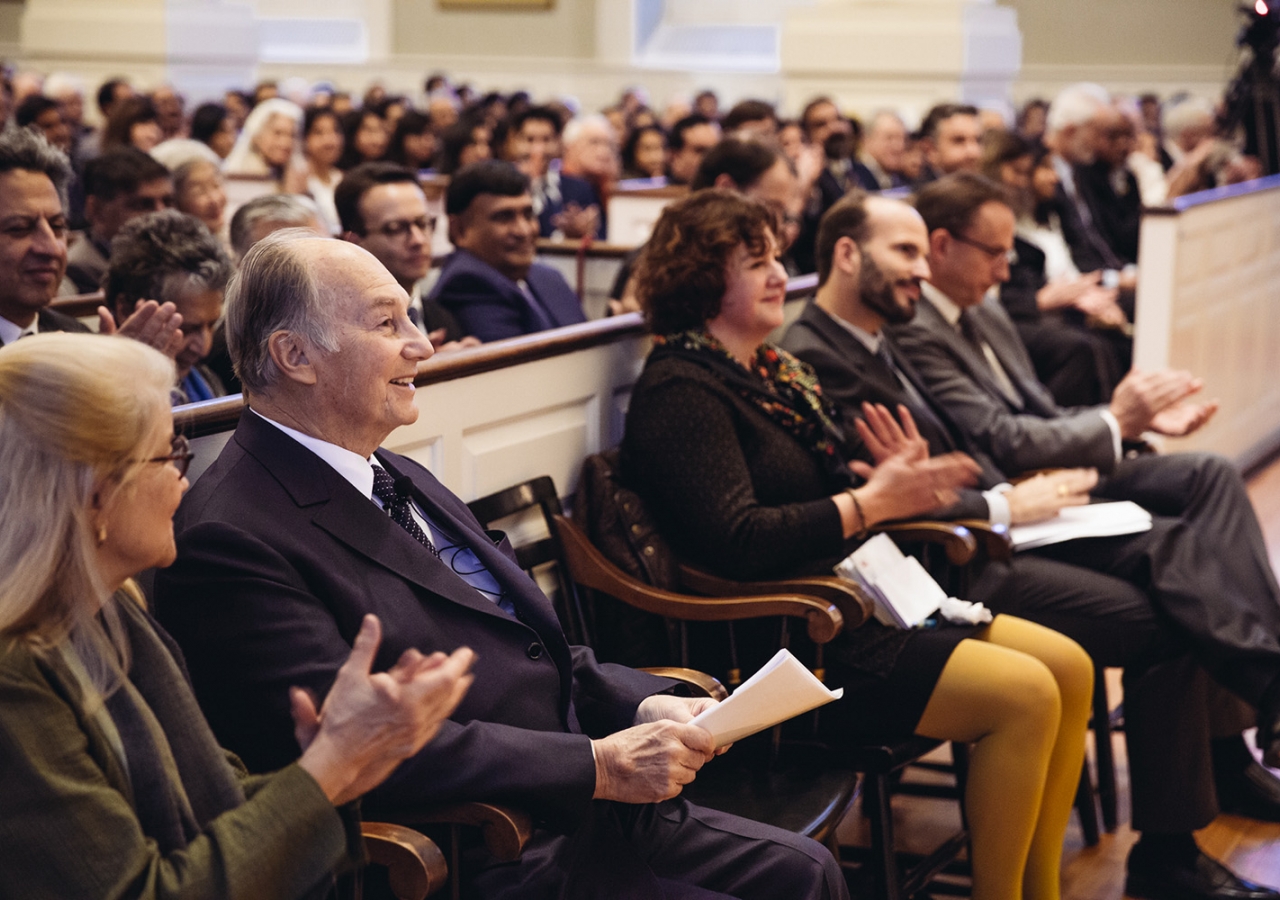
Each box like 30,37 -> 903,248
428,159 -> 587,342
155,230 -> 847,900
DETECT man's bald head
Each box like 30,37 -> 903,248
816,192 -> 930,329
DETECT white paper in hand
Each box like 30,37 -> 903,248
689,648 -> 843,748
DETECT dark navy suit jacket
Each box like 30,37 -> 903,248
428,249 -> 587,343
154,412 -> 668,828
536,172 -> 604,239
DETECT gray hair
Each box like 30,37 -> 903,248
104,209 -> 234,312
1162,96 -> 1215,142
1045,83 -> 1111,137
150,137 -> 221,173
563,113 -> 614,149
224,227 -> 338,396
229,193 -> 324,260
0,126 -> 72,205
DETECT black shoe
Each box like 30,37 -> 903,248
1261,678 -> 1280,769
1126,850 -> 1280,900
1218,758 -> 1280,822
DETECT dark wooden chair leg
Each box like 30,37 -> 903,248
1093,672 -> 1118,832
866,773 -> 903,900
1075,759 -> 1100,847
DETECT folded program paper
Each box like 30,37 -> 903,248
834,533 -> 947,628
1009,500 -> 1152,551
688,648 -> 843,748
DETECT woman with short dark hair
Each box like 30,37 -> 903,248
623,188 -> 1093,900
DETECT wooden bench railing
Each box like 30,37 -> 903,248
607,184 -> 688,248
176,313 -> 651,495
172,270 -> 818,493
50,290 -> 106,321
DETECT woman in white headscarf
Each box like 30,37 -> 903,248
223,97 -> 308,193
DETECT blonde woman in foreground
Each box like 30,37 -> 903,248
0,332 -> 474,900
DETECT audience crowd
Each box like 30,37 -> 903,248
0,65 -> 1278,900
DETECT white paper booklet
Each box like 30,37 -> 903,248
1009,500 -> 1152,551
833,533 -> 948,628
688,648 -> 843,748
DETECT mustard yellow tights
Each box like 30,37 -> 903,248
914,615 -> 1092,900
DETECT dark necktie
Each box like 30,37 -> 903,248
877,342 -> 927,409
517,280 -> 555,332
958,310 -> 1021,404
370,464 -> 515,615
371,464 -> 439,557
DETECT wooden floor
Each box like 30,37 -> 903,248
834,456 -> 1280,898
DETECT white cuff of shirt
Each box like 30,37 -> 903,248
1099,409 -> 1122,462
983,484 -> 1013,527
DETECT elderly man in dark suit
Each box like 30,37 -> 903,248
0,128 -> 181,349
154,230 -> 847,900
779,188 -> 1280,900
428,159 -> 587,343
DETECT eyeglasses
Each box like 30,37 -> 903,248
147,434 -> 194,479
369,216 -> 436,240
952,232 -> 1017,265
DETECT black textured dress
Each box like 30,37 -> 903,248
621,343 -> 977,737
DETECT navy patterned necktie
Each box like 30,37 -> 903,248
370,464 -> 515,615
371,464 -> 439,558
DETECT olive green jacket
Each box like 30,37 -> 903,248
0,596 -> 358,899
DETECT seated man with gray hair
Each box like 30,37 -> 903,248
155,227 -> 849,900
0,128 -> 180,351
104,208 -> 235,403
228,192 -> 327,261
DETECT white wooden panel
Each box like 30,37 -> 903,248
607,195 -> 673,248
382,332 -> 648,502
1134,180 -> 1280,464
459,398 -> 596,501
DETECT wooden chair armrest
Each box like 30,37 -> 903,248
953,520 -> 1013,562
402,802 -> 533,862
639,666 -> 729,700
551,515 -> 843,644
873,520 -> 978,566
361,822 -> 448,900
676,566 -> 870,631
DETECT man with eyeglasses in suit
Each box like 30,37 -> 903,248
336,161 -> 479,353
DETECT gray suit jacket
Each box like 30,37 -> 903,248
779,301 -> 1000,520
889,293 -> 1117,474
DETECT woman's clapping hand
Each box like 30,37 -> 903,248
847,402 -> 981,524
294,615 -> 475,806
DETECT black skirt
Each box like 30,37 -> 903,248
818,617 -> 980,739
